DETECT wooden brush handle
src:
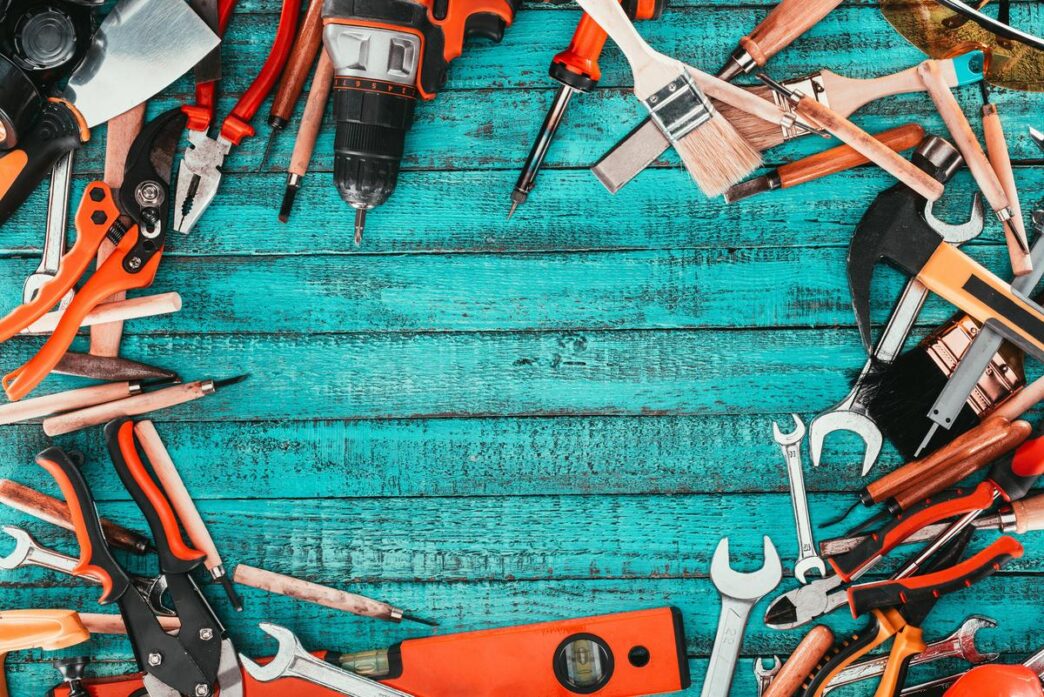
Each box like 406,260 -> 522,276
738,0 -> 843,66
795,98 -> 944,200
134,420 -> 223,571
574,0 -> 664,98
995,375 -> 1044,421
892,418 -> 1033,510
1011,494 -> 1044,534
0,382 -> 134,425
983,103 -> 1031,275
764,625 -> 835,697
689,67 -> 789,124
23,292 -> 182,335
917,61 -> 1008,213
289,50 -> 334,177
777,124 -> 925,188
270,0 -> 324,125
0,479 -> 150,554
232,564 -> 399,621
42,381 -> 211,436
79,612 -> 179,634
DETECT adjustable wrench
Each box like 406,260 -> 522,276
809,194 -> 985,474
241,623 -> 414,696
773,415 -> 826,583
824,615 -> 998,692
702,537 -> 782,697
754,656 -> 781,697
22,155 -> 76,308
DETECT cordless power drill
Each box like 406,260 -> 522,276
321,0 -> 520,243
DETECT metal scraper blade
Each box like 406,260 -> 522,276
64,0 -> 220,129
191,0 -> 223,84
54,352 -> 179,382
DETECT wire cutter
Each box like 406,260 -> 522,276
36,418 -> 242,697
174,0 -> 301,234
0,109 -> 188,401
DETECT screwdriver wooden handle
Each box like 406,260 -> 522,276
982,102 -> 1031,275
42,380 -> 216,436
269,0 -> 324,128
891,419 -> 1033,511
289,50 -> 334,177
995,374 -> 1044,422
232,564 -> 403,622
0,382 -> 136,425
0,479 -> 151,554
734,0 -> 843,68
793,97 -> 944,201
79,612 -> 179,634
1011,494 -> 1044,534
777,124 -> 925,188
23,292 -> 182,336
764,625 -> 835,697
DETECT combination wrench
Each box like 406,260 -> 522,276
22,154 -> 76,309
701,537 -> 782,697
773,415 -> 826,583
754,656 -> 781,697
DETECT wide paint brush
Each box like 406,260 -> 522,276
576,0 -> 761,195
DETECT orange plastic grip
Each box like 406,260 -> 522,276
114,421 -> 205,565
432,0 -> 516,64
554,15 -> 610,83
1013,433 -> 1044,477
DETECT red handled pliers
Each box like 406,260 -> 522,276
174,0 -> 301,234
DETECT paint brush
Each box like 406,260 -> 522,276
576,0 -> 760,195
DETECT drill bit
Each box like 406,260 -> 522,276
354,209 -> 366,246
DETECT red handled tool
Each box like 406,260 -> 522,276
0,109 -> 187,401
175,0 -> 301,233
508,0 -> 665,218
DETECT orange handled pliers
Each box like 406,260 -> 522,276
0,109 -> 187,401
174,0 -> 301,234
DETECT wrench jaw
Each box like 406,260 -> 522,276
0,525 -> 33,570
808,409 -> 883,476
710,537 -> 783,600
956,616 -> 999,665
772,414 -> 806,445
239,622 -> 298,683
793,556 -> 828,585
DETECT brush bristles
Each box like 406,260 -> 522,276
674,112 -> 762,196
712,86 -> 788,152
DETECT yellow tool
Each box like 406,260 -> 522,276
0,610 -> 90,697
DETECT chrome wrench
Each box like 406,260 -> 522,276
773,415 -> 826,583
702,537 -> 782,697
22,154 -> 76,308
754,656 -> 781,697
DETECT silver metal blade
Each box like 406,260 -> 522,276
190,0 -> 223,83
65,0 -> 220,128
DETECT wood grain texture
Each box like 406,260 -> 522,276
1,1 -> 1042,695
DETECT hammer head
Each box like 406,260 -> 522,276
238,623 -> 302,683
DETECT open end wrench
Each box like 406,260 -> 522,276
773,416 -> 827,583
23,154 -> 76,309
809,194 -> 984,474
241,623 -> 414,696
754,656 -> 781,697
701,537 -> 783,697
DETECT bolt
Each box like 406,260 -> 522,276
135,180 -> 164,208
199,627 -> 214,641
148,652 -> 163,667
127,256 -> 142,270
195,683 -> 211,696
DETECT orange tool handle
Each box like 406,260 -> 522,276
874,625 -> 926,697
804,609 -> 898,697
105,419 -> 205,575
829,482 -> 997,582
738,0 -> 844,68
847,535 -> 1024,617
431,0 -> 517,65
220,0 -> 302,145
269,0 -> 325,126
183,0 -> 239,133
553,0 -> 662,85
35,448 -> 131,605
777,124 -> 925,188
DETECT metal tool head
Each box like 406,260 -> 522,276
809,410 -> 882,475
923,193 -> 985,244
794,555 -> 828,585
173,132 -> 229,234
0,525 -> 34,569
1031,127 -> 1043,154
754,656 -> 782,678
772,414 -> 806,446
238,623 -> 302,683
955,615 -> 999,664
710,537 -> 783,600
119,107 -> 188,239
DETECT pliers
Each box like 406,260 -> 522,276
0,109 -> 188,401
174,0 -> 301,234
36,418 -> 242,697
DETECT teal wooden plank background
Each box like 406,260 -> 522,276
1,0 -> 1043,694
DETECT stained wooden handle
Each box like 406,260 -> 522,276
995,375 -> 1044,421
134,421 -> 222,570
892,419 -> 1033,510
689,67 -> 789,124
0,382 -> 133,425
232,564 -> 398,620
795,98 -> 944,200
1012,494 -> 1044,534
42,381 -> 210,436
79,612 -> 179,634
982,103 -> 1031,275
23,292 -> 182,335
778,124 -> 925,188
270,0 -> 325,124
0,479 -> 150,554
764,625 -> 835,697
740,0 -> 843,65
289,50 -> 334,176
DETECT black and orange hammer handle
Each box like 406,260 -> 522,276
0,99 -> 88,227
35,447 -> 130,605
848,535 -> 1024,617
104,419 -> 206,576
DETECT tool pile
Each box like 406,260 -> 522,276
0,0 -> 1041,694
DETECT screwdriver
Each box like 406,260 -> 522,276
258,0 -> 325,172
508,0 -> 665,219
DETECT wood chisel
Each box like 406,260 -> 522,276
279,49 -> 334,222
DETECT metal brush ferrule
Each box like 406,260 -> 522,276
642,73 -> 714,143
767,74 -> 827,141
925,315 -> 1024,416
